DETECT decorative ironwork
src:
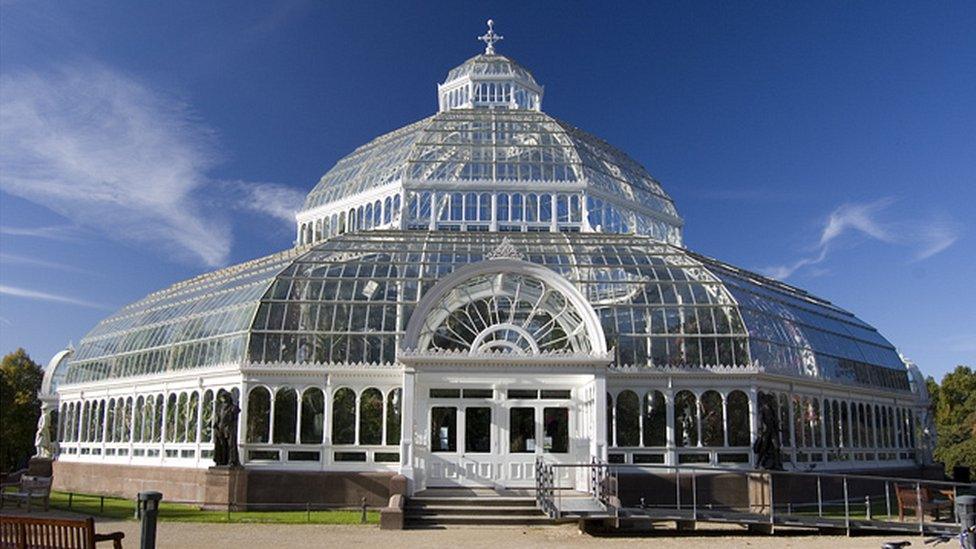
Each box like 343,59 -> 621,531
478,19 -> 503,55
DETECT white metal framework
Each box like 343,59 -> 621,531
43,21 -> 932,493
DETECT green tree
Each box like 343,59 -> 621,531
929,365 -> 976,476
0,348 -> 44,471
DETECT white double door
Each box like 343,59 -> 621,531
423,391 -> 584,488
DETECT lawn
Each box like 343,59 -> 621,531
43,491 -> 379,525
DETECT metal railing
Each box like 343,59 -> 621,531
536,460 -> 973,535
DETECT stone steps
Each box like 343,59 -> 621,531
405,489 -> 550,528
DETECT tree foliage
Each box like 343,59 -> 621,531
0,348 -> 44,471
927,365 -> 976,476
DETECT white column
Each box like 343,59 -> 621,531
400,370 -> 416,493
592,374 -> 607,461
748,387 -> 759,465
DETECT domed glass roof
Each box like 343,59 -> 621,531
301,109 -> 683,240
444,54 -> 539,87
62,231 -> 910,393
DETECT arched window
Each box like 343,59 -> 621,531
606,393 -> 614,447
497,194 -> 509,221
201,390 -> 214,443
332,388 -> 356,445
95,400 -> 105,442
301,388 -> 324,444
364,203 -> 373,229
134,396 -> 145,442
824,399 -> 834,448
540,194 -> 552,222
384,197 -> 393,224
80,402 -> 89,442
511,193 -> 523,221
479,193 -> 491,221
642,391 -> 666,447
811,398 -> 822,447
615,390 -> 640,447
386,389 -> 402,445
525,194 -> 538,222
163,394 -> 176,442
465,192 -> 478,221
122,397 -> 133,443
778,393 -> 790,447
701,391 -> 724,447
187,392 -> 199,443
153,395 -> 163,443
246,387 -> 271,443
865,404 -> 874,448
359,388 -> 383,445
273,387 -> 298,444
176,393 -> 188,443
727,390 -> 750,447
106,398 -> 116,443
373,200 -> 382,226
393,194 -> 400,215
675,391 -> 698,447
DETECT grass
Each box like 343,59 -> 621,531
40,491 -> 379,525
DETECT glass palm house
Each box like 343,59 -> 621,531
41,23 -> 933,499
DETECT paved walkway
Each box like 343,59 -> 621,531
1,509 -> 916,547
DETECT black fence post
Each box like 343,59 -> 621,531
137,491 -> 162,549
361,496 -> 367,524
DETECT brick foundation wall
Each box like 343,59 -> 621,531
50,461 -> 394,508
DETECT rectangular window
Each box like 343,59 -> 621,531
543,407 -> 568,453
540,390 -> 571,399
430,389 -> 461,398
431,407 -> 457,453
509,407 -> 535,453
507,389 -> 538,399
463,389 -> 493,399
465,407 -> 492,453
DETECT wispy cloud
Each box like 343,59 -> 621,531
221,180 -> 304,225
0,63 -> 299,268
0,284 -> 110,309
764,198 -> 960,279
0,253 -> 94,275
0,225 -> 82,241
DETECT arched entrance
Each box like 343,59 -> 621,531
402,259 -> 609,488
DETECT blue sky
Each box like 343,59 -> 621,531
1,1 -> 973,380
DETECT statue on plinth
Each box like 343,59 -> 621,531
34,410 -> 52,459
213,390 -> 241,467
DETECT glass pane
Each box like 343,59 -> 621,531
544,407 -> 568,453
301,388 -> 324,444
465,407 -> 491,453
509,407 -> 535,453
200,390 -> 214,443
431,407 -> 457,452
359,388 -> 383,445
273,388 -> 297,444
332,388 -> 356,445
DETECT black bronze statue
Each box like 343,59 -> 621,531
753,392 -> 783,470
213,389 -> 241,467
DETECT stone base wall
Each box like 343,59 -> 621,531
52,461 -> 395,508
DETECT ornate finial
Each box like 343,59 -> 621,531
478,19 -> 503,55
486,237 -> 524,261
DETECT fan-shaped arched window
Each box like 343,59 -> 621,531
273,388 -> 297,444
106,398 -> 116,442
246,387 -> 271,443
332,388 -> 356,445
301,388 -> 324,444
176,393 -> 188,443
615,390 -> 639,447
165,394 -> 177,443
187,392 -> 198,443
359,388 -> 383,445
153,395 -> 163,443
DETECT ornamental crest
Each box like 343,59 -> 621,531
485,237 -> 524,261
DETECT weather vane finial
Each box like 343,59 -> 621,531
478,19 -> 503,55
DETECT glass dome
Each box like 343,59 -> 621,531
62,231 -> 909,393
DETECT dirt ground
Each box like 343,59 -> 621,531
89,518 -> 916,549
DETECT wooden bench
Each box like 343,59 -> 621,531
0,515 -> 124,548
0,476 -> 52,513
894,483 -> 953,522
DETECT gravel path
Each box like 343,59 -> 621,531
90,519 -> 907,548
